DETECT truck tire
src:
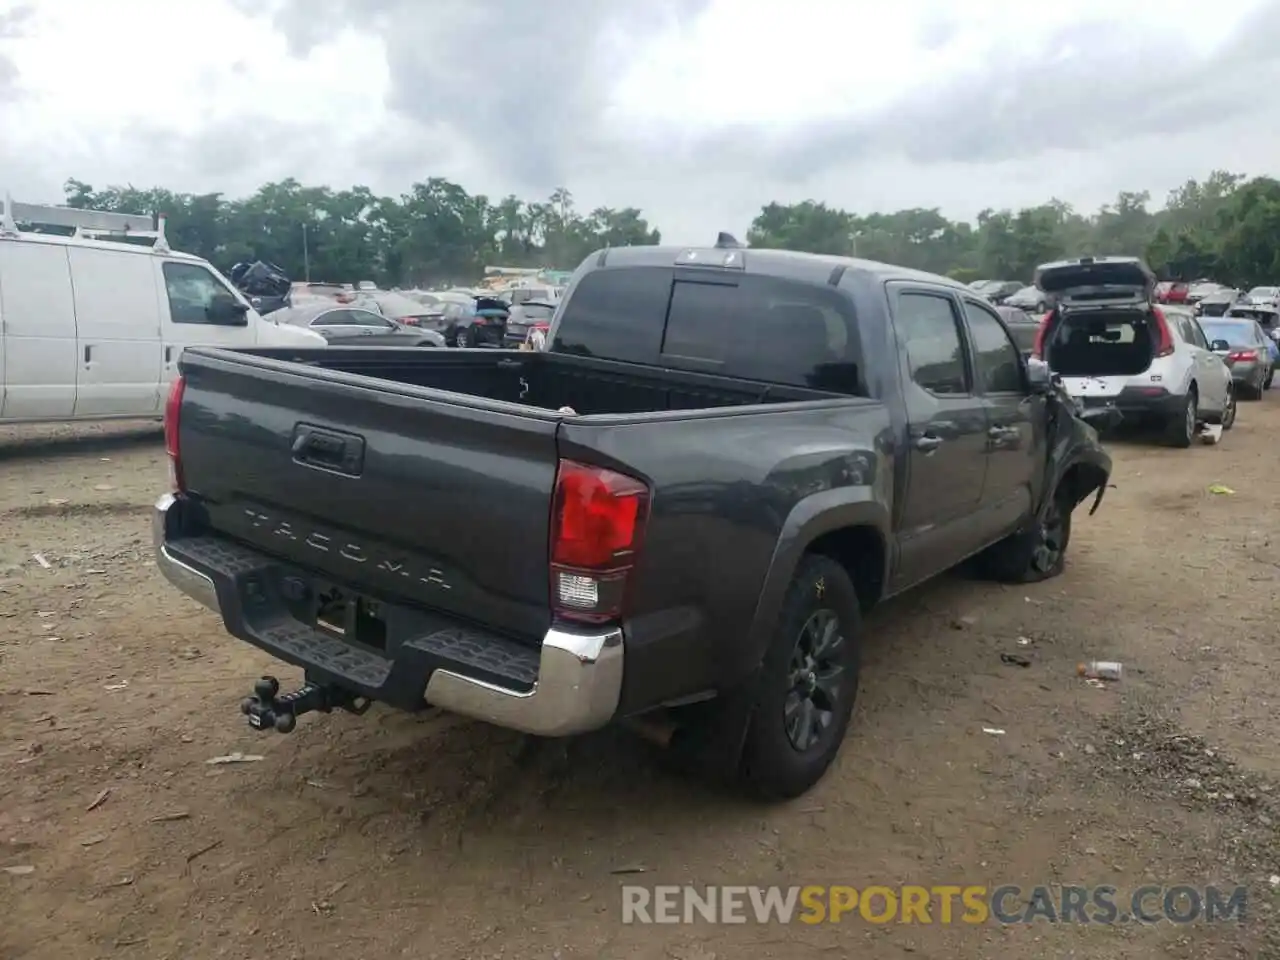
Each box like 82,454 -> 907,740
737,555 -> 862,800
1164,387 -> 1197,448
972,488 -> 1073,583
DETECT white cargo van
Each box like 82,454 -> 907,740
0,196 -> 324,423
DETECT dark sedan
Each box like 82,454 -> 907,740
503,301 -> 557,347
273,302 -> 446,346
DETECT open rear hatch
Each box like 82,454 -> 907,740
1034,257 -> 1163,400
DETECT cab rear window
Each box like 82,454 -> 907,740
552,267 -> 864,395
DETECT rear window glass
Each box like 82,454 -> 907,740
553,267 -> 864,394
552,267 -> 672,362
660,275 -> 862,394
1201,321 -> 1255,344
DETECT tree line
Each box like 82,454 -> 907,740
52,168 -> 1280,288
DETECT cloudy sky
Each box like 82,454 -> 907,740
3,0 -> 1280,243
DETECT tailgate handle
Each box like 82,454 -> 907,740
291,424 -> 365,477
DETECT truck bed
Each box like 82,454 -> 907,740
171,346 -> 869,654
239,345 -> 846,414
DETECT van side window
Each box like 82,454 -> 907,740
896,292 -> 970,395
962,299 -> 1024,393
163,262 -> 236,325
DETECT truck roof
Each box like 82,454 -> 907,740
590,244 -> 969,291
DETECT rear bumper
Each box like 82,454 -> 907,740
152,493 -> 623,737
1078,386 -> 1184,417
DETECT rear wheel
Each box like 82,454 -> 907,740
737,555 -> 862,800
453,326 -> 475,348
1221,385 -> 1237,430
1165,388 -> 1197,448
1265,368 -> 1275,390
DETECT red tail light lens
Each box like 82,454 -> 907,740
549,460 -> 650,623
1227,349 -> 1257,362
1031,310 -> 1053,359
1151,306 -> 1175,357
164,375 -> 186,492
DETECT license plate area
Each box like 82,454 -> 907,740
310,584 -> 387,652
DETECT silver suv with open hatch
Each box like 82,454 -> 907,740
1030,256 -> 1234,447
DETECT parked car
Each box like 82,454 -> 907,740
0,194 -> 322,424
153,242 -> 1112,800
1225,302 -> 1280,346
1004,285 -> 1048,312
1187,281 -> 1228,303
973,279 -> 1023,304
1155,281 -> 1191,305
504,301 -> 557,348
429,295 -> 509,347
1031,256 -> 1234,446
353,291 -> 443,329
1244,285 -> 1280,308
273,302 -> 446,347
1194,289 -> 1240,317
1200,316 -> 1275,397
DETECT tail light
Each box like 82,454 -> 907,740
549,460 -> 650,623
164,375 -> 186,492
1151,306 -> 1175,357
1031,309 -> 1054,359
1227,349 -> 1258,362
402,316 -> 421,326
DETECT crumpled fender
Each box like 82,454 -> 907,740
1036,381 -> 1113,522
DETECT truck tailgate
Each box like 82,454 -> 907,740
176,348 -> 560,640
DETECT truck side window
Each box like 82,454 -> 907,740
163,262 -> 237,325
962,299 -> 1024,393
896,292 -> 970,395
661,275 -> 863,395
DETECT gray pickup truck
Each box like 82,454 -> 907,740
153,242 -> 1112,799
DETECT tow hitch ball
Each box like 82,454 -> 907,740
240,676 -> 371,733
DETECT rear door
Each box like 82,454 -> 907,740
887,284 -> 990,589
68,247 -> 163,417
1184,316 -> 1230,414
0,240 -> 78,419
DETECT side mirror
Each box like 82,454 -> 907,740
1210,339 -> 1231,352
207,296 -> 250,326
1026,357 -> 1055,394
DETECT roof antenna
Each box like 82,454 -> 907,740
714,231 -> 744,249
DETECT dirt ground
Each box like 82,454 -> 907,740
2,405 -> 1279,960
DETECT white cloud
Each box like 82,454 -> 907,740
2,0 -> 1279,247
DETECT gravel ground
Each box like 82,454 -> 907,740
1,405 -> 1279,960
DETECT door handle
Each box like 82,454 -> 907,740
164,346 -> 173,363
83,345 -> 92,364
913,434 -> 943,452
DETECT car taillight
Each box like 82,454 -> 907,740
402,316 -> 421,326
1151,306 -> 1175,357
164,375 -> 186,492
549,459 -> 650,624
1228,349 -> 1258,362
1031,310 -> 1053,359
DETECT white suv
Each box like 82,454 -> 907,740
1031,256 -> 1234,447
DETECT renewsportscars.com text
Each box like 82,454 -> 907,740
620,884 -> 1247,925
